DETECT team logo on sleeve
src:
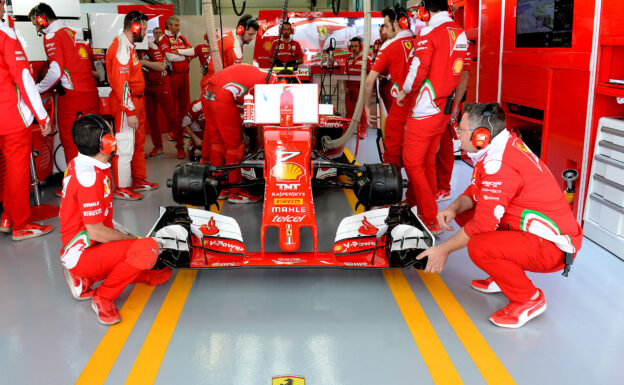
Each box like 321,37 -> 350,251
222,82 -> 247,98
452,58 -> 464,75
103,176 -> 111,198
78,47 -> 88,59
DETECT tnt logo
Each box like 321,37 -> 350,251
277,183 -> 299,191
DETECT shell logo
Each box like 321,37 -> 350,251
78,47 -> 88,59
452,58 -> 464,75
264,40 -> 273,51
103,176 -> 111,198
333,244 -> 344,252
271,163 -> 304,181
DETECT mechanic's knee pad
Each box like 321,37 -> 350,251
126,237 -> 159,270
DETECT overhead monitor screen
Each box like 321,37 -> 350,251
515,0 -> 574,48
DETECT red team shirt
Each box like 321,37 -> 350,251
159,31 -> 192,73
40,22 -> 97,93
462,130 -> 582,254
138,42 -> 167,84
270,38 -> 303,65
208,64 -> 276,105
182,98 -> 204,133
106,34 -> 145,116
59,154 -> 114,269
402,12 -> 468,120
371,29 -> 415,98
218,31 -> 243,68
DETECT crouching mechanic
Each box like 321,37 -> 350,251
416,103 -> 582,328
200,64 -> 277,203
59,115 -> 172,325
182,98 -> 204,161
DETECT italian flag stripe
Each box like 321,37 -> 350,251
520,209 -> 562,234
15,87 -> 27,127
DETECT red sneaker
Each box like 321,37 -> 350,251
149,146 -> 164,157
218,188 -> 229,200
12,222 -> 54,241
91,295 -> 121,326
435,189 -> 451,202
0,214 -> 11,233
114,187 -> 143,200
489,289 -> 547,328
62,267 -> 93,301
471,276 -> 501,293
168,132 -> 175,142
132,180 -> 159,192
228,190 -> 262,204
176,148 -> 186,159
54,189 -> 63,197
425,221 -> 444,236
358,128 -> 367,139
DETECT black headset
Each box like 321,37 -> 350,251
79,114 -> 117,155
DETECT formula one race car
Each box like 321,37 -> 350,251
150,84 -> 434,269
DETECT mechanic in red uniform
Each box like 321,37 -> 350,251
138,28 -> 180,158
59,114 -> 171,325
181,98 -> 204,161
0,4 -> 54,241
29,3 -> 99,168
343,37 -> 371,139
396,0 -> 467,234
416,103 -> 583,328
435,41 -> 475,203
363,5 -> 415,169
159,16 -> 195,159
106,11 -> 158,200
200,64 -> 276,203
194,34 -> 215,88
270,21 -> 304,68
218,15 -> 259,68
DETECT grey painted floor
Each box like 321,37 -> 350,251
1,131 -> 623,385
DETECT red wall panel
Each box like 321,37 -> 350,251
477,0 -> 502,103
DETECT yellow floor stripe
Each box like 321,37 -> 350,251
75,284 -> 155,385
124,204 -> 221,384
418,272 -> 516,385
124,269 -> 198,385
345,147 -> 514,384
384,270 -> 464,383
342,148 -> 462,384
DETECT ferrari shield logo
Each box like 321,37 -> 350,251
318,26 -> 327,39
272,376 -> 305,385
403,41 -> 412,51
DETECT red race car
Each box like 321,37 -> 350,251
155,84 -> 434,270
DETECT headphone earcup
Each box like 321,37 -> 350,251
130,22 -> 141,35
100,134 -> 117,155
398,16 -> 410,30
36,15 -> 48,28
417,7 -> 430,22
236,24 -> 245,36
471,127 -> 491,150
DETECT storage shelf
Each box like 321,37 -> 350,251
596,83 -> 624,98
505,111 -> 544,125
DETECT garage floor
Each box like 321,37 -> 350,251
1,131 -> 623,385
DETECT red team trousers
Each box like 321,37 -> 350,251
111,95 -> 147,188
168,72 -> 189,149
0,128 -> 32,229
345,83 -> 367,136
384,93 -> 415,169
201,95 -> 244,185
56,90 -> 99,164
71,238 -> 160,300
436,124 -> 454,192
145,81 -> 180,149
454,210 -> 566,303
403,113 -> 449,224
